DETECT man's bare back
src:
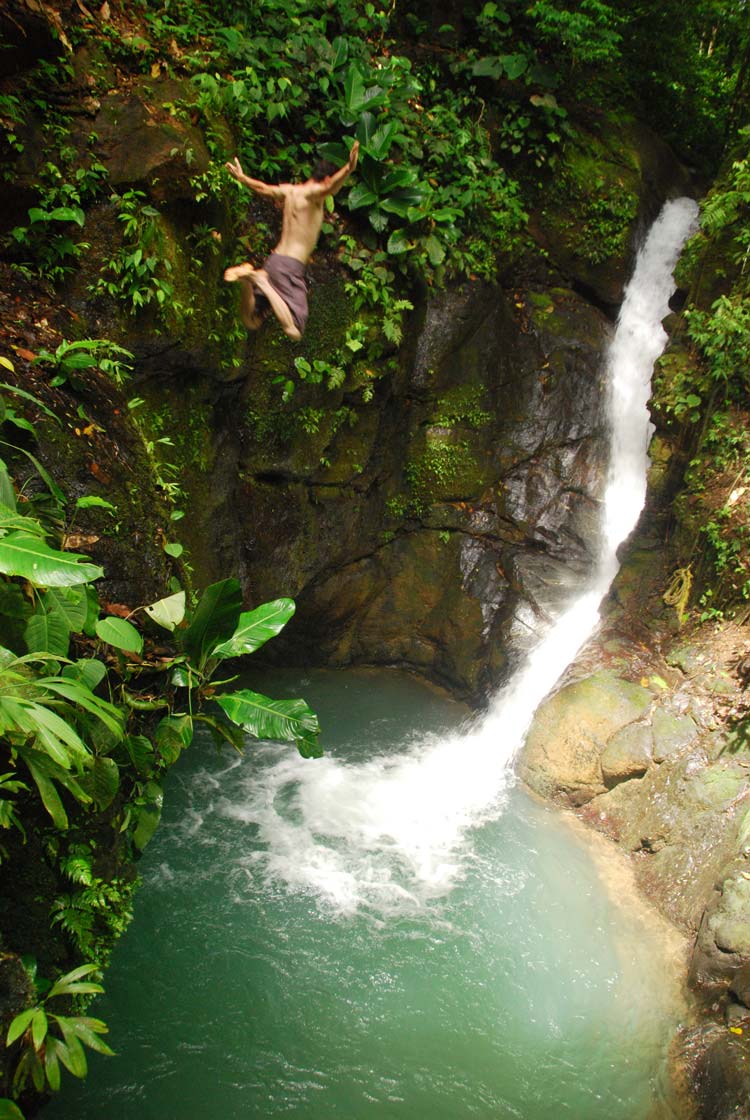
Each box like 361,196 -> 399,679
223,141 -> 359,340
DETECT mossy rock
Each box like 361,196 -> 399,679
601,721 -> 653,785
406,428 -> 490,507
519,669 -> 652,805
530,123 -> 641,304
688,763 -> 748,810
650,708 -> 698,763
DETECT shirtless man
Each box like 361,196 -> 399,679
223,141 -> 360,341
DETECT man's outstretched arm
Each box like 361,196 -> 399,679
314,140 -> 360,198
225,157 -> 286,199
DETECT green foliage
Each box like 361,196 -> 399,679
406,438 -> 483,509
35,340 -> 133,390
526,0 -> 623,66
7,157 -> 107,284
661,128 -> 750,614
5,964 -> 114,1098
431,386 -> 492,430
91,190 -> 178,320
685,295 -> 750,390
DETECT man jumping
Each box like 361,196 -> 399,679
223,141 -> 360,341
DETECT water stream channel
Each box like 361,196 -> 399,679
48,198 -> 699,1119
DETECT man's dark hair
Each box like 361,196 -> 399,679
311,158 -> 337,182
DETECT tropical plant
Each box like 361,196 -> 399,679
35,339 -> 134,389
5,964 -> 113,1096
91,190 -> 176,317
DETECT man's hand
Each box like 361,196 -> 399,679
225,157 -> 244,181
348,140 -> 359,171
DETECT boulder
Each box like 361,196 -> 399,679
601,721 -> 653,785
694,1030 -> 750,1120
518,670 -> 652,805
651,708 -> 699,762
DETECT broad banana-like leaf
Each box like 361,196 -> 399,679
215,689 -> 322,757
213,598 -> 294,660
183,578 -> 242,670
25,606 -> 70,657
43,586 -> 88,632
0,532 -> 103,587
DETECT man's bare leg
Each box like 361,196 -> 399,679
250,269 -> 302,341
223,263 -> 263,330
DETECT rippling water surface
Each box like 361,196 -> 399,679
49,668 -> 684,1120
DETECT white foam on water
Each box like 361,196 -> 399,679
224,198 -> 699,917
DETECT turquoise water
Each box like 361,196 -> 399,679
47,669 -> 683,1120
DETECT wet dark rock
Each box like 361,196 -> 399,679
0,953 -> 35,1032
724,1001 -> 750,1029
694,1028 -> 750,1120
601,721 -> 653,785
729,964 -> 750,1009
692,866 -> 750,989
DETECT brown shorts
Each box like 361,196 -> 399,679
254,253 -> 308,335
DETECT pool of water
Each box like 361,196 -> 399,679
47,668 -> 685,1120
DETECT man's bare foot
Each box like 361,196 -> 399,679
224,263 -> 255,282
247,268 -> 271,293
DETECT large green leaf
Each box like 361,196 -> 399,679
95,617 -> 143,655
55,1020 -> 87,1078
2,696 -> 86,767
183,578 -> 242,670
43,587 -> 88,632
6,1007 -> 36,1046
42,678 -> 123,738
213,598 -> 295,660
154,714 -> 193,765
194,713 -> 246,753
64,1017 -> 114,1056
0,459 -> 16,511
25,605 -> 70,657
44,1036 -> 63,1090
81,756 -> 119,809
31,1009 -> 48,1050
0,1099 -> 26,1119
347,182 -> 379,210
472,55 -> 503,79
25,759 -> 69,828
0,533 -> 103,587
144,590 -> 185,631
123,734 -> 154,776
62,658 -> 107,692
500,52 -> 528,79
132,782 -> 163,850
215,689 -> 322,757
46,965 -> 101,1000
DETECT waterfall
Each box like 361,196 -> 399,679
227,198 -> 699,917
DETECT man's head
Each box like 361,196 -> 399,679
311,158 -> 337,182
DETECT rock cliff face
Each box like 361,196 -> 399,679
0,1 -> 693,699
80,118 -> 688,700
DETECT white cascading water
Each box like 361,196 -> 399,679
226,198 -> 699,916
